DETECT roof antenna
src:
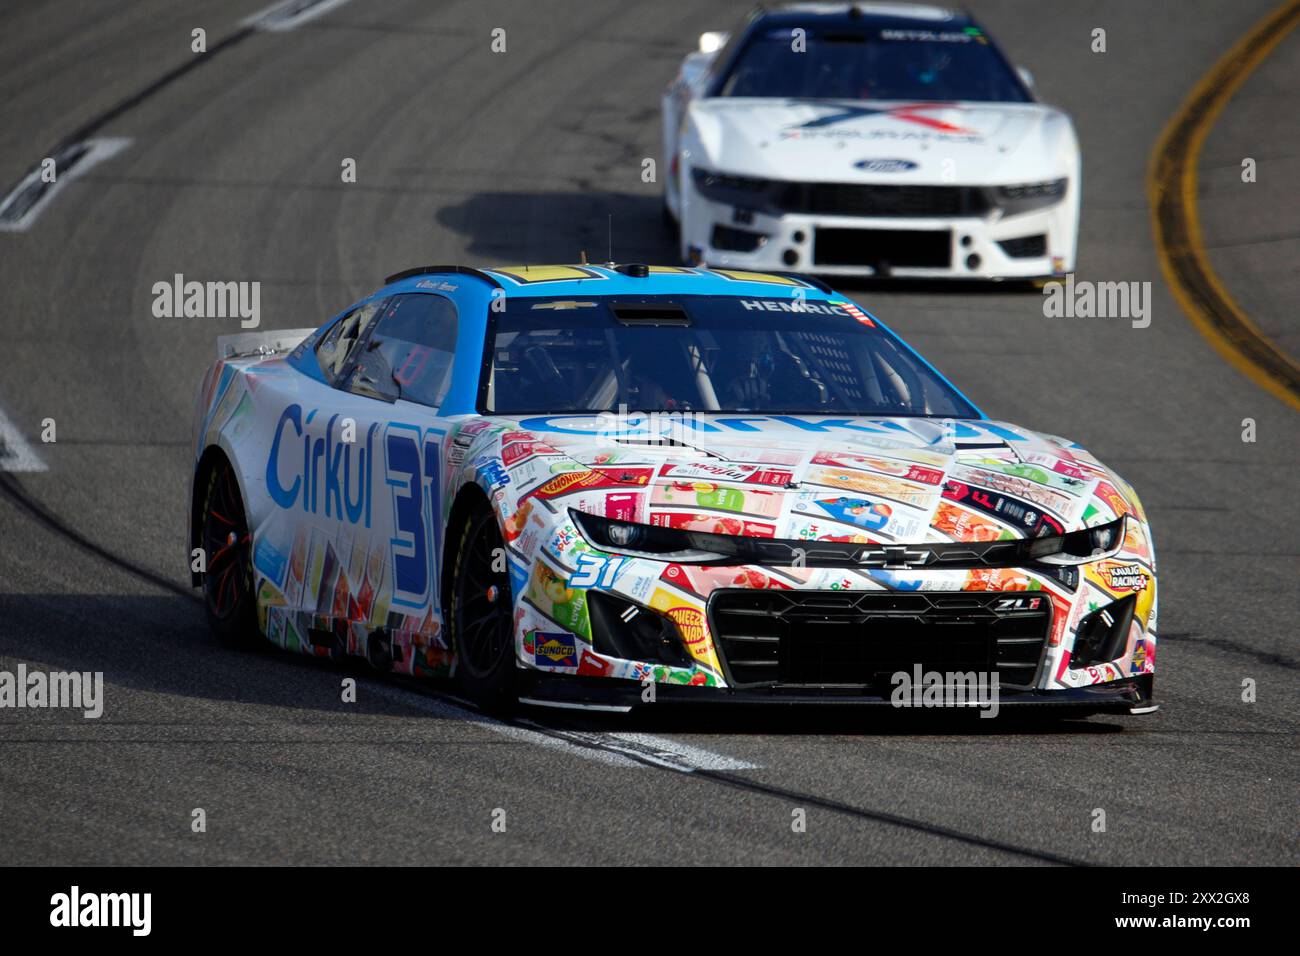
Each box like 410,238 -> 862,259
607,213 -> 614,266
579,249 -> 588,265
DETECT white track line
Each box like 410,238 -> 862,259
0,138 -> 131,233
368,681 -> 760,772
0,406 -> 47,472
244,0 -> 354,32
520,723 -> 762,773
366,682 -> 638,768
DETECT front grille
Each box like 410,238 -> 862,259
814,227 -> 951,268
711,223 -> 766,252
776,182 -> 989,218
708,590 -> 1050,692
998,234 -> 1048,259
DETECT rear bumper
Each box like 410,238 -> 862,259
518,671 -> 1155,713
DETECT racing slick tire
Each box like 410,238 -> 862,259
449,504 -> 518,714
200,457 -> 259,648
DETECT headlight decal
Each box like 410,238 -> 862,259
570,508 -> 1125,572
691,167 -> 774,212
1026,515 -> 1127,566
992,177 -> 1068,215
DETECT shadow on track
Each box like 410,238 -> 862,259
0,592 -> 1131,736
435,191 -> 677,265
526,700 -> 1130,738
0,593 -> 415,719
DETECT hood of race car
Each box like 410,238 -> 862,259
686,98 -> 1074,185
492,415 -> 1136,543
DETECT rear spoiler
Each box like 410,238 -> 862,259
216,328 -> 316,359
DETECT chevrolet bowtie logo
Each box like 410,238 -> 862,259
855,546 -> 931,568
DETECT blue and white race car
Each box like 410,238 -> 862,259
190,264 -> 1156,714
662,3 -> 1081,279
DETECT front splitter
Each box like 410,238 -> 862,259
516,671 -> 1155,714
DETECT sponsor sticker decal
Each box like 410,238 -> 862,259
532,631 -> 578,668
1102,562 -> 1148,592
853,158 -> 918,173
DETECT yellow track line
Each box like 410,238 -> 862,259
1149,0 -> 1300,411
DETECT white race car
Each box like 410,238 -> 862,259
662,3 -> 1081,280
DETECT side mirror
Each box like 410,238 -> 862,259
698,31 -> 728,54
1016,66 -> 1035,90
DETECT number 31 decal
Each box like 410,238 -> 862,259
568,554 -> 623,589
385,424 -> 442,609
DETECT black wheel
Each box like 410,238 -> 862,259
450,506 -> 517,713
200,458 -> 259,647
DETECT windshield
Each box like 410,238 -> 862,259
483,295 -> 978,417
717,24 -> 1030,103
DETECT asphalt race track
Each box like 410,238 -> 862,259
0,0 -> 1296,866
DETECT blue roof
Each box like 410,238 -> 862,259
296,262 -> 983,420
390,264 -> 840,302
759,4 -> 971,31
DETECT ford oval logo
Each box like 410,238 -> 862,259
853,158 -> 918,173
